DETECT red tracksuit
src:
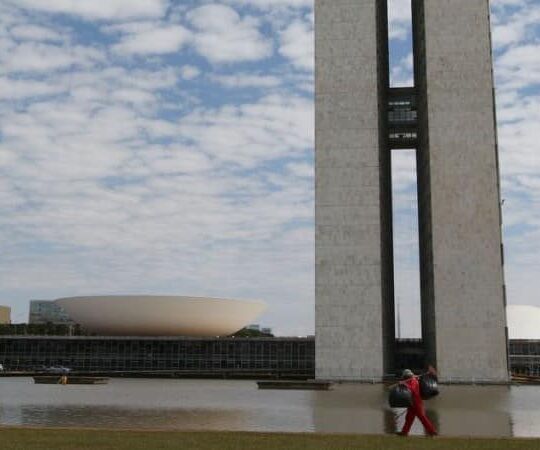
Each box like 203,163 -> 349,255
400,377 -> 437,436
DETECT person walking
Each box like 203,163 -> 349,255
398,369 -> 437,437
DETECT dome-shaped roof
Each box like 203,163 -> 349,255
54,296 -> 266,337
507,305 -> 540,339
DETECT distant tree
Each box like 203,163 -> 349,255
231,328 -> 274,338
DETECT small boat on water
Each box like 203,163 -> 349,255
512,374 -> 540,385
33,376 -> 109,385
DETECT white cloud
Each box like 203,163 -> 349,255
112,24 -> 191,55
492,0 -> 530,10
226,0 -> 311,8
0,77 -> 65,100
390,52 -> 413,87
8,0 -> 168,21
491,0 -> 540,48
9,24 -> 66,42
187,4 -> 273,64
497,94 -> 540,176
496,44 -> 540,91
279,19 -> 313,71
0,42 -> 104,73
493,22 -> 525,48
180,65 -> 200,80
177,94 -> 313,167
287,161 -> 313,178
210,73 -> 281,88
0,0 -> 539,338
0,29 -> 313,332
388,0 -> 412,41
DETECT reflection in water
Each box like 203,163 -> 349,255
311,384 -> 388,434
0,378 -> 314,433
384,408 -> 400,435
427,409 -> 440,434
0,378 -> 539,438
386,407 -> 441,436
510,386 -> 540,438
8,406 -> 246,430
430,386 -> 513,437
311,385 -> 442,437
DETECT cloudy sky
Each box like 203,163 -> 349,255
0,0 -> 538,337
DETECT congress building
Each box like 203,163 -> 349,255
315,0 -> 509,383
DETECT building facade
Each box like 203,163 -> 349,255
0,337 -> 535,379
29,300 -> 74,325
315,0 -> 508,382
0,306 -> 11,324
0,336 -> 314,377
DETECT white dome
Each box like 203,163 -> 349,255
507,305 -> 540,339
54,296 -> 266,337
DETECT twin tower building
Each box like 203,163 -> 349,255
315,0 -> 509,383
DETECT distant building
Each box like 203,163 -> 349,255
261,327 -> 272,335
55,296 -> 266,337
0,336 -> 537,378
0,306 -> 11,324
29,300 -> 74,325
247,324 -> 260,331
0,336 -> 315,376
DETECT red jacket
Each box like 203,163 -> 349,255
402,377 -> 423,408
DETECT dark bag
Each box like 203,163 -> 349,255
419,374 -> 439,400
388,384 -> 413,408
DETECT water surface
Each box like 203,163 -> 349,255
0,378 -> 539,437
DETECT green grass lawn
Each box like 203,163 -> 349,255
1,428 -> 539,450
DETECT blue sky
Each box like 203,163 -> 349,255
0,0 -> 539,337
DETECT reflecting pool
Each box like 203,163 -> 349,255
0,378 -> 539,437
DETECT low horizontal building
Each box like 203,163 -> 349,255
0,336 -> 314,378
508,339 -> 540,377
0,336 -> 538,379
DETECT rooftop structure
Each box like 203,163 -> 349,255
54,296 -> 266,337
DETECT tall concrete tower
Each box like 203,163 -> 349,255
315,0 -> 509,383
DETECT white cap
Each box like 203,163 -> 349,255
402,369 -> 414,379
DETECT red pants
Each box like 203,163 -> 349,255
401,405 -> 437,436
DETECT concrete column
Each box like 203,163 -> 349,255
315,0 -> 391,381
414,0 -> 509,382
